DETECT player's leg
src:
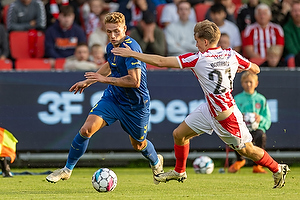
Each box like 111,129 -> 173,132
120,104 -> 163,184
46,115 -> 106,183
251,130 -> 267,173
129,136 -> 164,184
154,121 -> 199,183
237,142 -> 290,188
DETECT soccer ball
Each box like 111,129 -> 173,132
243,112 -> 259,132
92,168 -> 117,192
193,156 -> 214,174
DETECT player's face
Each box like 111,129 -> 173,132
195,37 -> 207,53
105,23 -> 127,47
241,77 -> 258,94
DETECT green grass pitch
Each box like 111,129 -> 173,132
0,166 -> 299,200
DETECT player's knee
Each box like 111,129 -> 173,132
131,140 -> 146,151
80,127 -> 93,138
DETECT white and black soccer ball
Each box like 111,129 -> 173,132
193,156 -> 214,174
92,168 -> 117,192
243,112 -> 259,132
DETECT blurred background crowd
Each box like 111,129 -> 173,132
0,0 -> 299,71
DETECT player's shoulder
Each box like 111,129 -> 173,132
122,36 -> 140,50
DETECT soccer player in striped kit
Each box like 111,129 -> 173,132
112,19 -> 290,189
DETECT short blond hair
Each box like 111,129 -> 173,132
241,71 -> 258,82
194,20 -> 221,44
267,45 -> 282,56
104,12 -> 125,25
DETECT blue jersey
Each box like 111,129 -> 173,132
104,36 -> 150,110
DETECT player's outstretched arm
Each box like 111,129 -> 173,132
112,44 -> 180,68
248,62 -> 260,74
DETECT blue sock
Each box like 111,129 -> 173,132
140,140 -> 159,166
65,132 -> 90,170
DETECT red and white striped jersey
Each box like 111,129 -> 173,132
243,22 -> 284,58
177,47 -> 251,117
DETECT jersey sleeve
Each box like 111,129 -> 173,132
177,53 -> 199,69
123,38 -> 143,70
235,52 -> 251,70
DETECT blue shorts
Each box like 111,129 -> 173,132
89,95 -> 150,142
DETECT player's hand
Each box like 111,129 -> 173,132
69,80 -> 89,94
254,113 -> 261,123
111,43 -> 132,57
85,72 -> 106,83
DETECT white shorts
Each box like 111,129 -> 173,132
184,103 -> 252,150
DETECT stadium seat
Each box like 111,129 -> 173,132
146,64 -> 167,70
2,4 -> 9,26
234,3 -> 243,18
287,56 -> 295,68
9,31 -> 45,59
156,4 -> 166,28
54,58 -> 66,70
249,57 -> 266,66
194,3 -> 211,22
15,58 -> 52,71
0,59 -> 13,71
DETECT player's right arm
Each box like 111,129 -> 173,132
248,62 -> 260,74
112,44 -> 180,68
69,62 -> 111,94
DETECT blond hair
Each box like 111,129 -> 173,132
267,45 -> 282,56
194,20 -> 221,44
241,71 -> 258,82
104,12 -> 125,25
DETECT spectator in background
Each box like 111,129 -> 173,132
260,45 -> 286,67
236,0 -> 259,32
90,43 -> 106,65
218,32 -> 231,49
45,0 -> 82,28
271,0 -> 293,26
164,1 -> 198,56
6,0 -> 46,32
160,0 -> 196,28
229,71 -> 271,174
243,3 -> 284,59
88,10 -> 109,53
45,5 -> 86,59
64,43 -> 99,71
118,0 -> 148,30
210,3 -> 241,52
85,0 -> 105,35
0,24 -> 9,60
205,0 -> 236,24
130,10 -> 166,55
283,0 -> 300,65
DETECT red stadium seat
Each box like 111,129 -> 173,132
146,64 -> 167,70
156,4 -> 166,28
287,56 -> 295,68
250,57 -> 266,66
234,3 -> 243,18
9,31 -> 45,59
0,59 -> 13,71
54,58 -> 66,70
194,3 -> 211,22
2,4 -> 9,26
15,58 -> 52,71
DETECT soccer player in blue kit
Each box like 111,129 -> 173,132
46,12 -> 164,184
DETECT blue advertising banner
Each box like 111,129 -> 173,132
0,70 -> 299,152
